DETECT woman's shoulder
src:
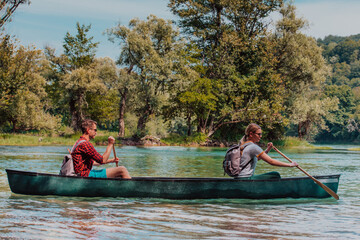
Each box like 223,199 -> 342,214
245,142 -> 263,152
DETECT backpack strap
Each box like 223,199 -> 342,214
223,144 -> 240,176
238,142 -> 254,172
239,141 -> 253,156
223,142 -> 254,176
70,140 -> 86,153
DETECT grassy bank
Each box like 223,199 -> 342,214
0,132 -> 318,149
0,131 -> 119,146
0,133 -> 77,146
162,134 -> 318,149
161,133 -> 208,146
273,137 -> 314,148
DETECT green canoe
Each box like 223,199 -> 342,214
6,169 -> 340,199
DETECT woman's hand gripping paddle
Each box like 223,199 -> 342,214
272,146 -> 339,200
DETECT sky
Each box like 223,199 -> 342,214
4,0 -> 360,60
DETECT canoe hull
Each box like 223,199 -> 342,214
6,169 -> 340,199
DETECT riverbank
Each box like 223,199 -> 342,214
0,132 -> 319,149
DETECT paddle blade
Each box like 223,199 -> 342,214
298,166 -> 339,200
272,146 -> 339,200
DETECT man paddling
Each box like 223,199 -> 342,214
71,119 -> 131,179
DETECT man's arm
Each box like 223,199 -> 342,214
101,136 -> 119,164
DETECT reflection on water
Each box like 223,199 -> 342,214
0,145 -> 360,239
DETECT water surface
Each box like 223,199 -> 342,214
0,145 -> 359,239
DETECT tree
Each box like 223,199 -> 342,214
164,76 -> 218,136
273,3 -> 328,94
0,0 -> 30,28
328,39 -> 360,64
107,15 -> 195,137
169,0 -> 285,138
87,57 -> 138,137
46,23 -> 103,131
272,3 -> 339,139
0,34 -> 60,132
114,68 -> 138,137
318,34 -> 360,142
314,85 -> 356,141
63,23 -> 99,69
289,89 -> 338,140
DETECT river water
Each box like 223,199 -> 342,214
0,144 -> 359,239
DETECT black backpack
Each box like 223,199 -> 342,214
223,142 -> 253,177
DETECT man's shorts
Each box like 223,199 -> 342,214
88,169 -> 107,178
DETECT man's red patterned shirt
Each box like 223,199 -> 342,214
71,136 -> 104,177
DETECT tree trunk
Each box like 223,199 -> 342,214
207,117 -> 214,137
298,120 -> 311,139
187,113 -> 192,136
69,98 -> 78,132
118,88 -> 128,137
207,129 -> 215,138
70,93 -> 85,132
197,118 -> 206,134
12,120 -> 17,133
137,108 -> 151,137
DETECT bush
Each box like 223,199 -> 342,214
145,116 -> 168,138
273,136 -> 313,148
57,125 -> 75,137
162,132 -> 207,145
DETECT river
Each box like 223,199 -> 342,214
0,144 -> 359,239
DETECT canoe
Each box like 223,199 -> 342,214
6,169 -> 340,199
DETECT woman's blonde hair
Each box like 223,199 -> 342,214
240,123 -> 261,144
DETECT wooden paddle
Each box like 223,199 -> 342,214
113,145 -> 118,167
272,146 -> 339,200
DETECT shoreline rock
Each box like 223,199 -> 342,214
109,135 -> 231,148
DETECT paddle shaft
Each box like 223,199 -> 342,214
113,145 -> 118,167
272,146 -> 339,200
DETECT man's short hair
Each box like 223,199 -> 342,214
81,119 -> 97,133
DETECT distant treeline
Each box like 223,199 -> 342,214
315,34 -> 360,142
0,1 -> 359,143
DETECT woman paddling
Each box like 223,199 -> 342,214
235,123 -> 298,179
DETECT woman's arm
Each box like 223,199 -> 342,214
259,152 -> 298,167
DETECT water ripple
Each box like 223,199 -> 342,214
1,145 -> 359,239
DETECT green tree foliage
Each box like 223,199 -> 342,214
348,87 -> 360,139
164,76 -> 218,136
289,89 -> 338,140
318,33 -> 360,142
273,3 -> 336,140
315,85 -> 356,141
2,1 -> 359,143
63,23 -> 99,69
327,39 -> 360,64
0,0 -> 30,28
0,34 -> 60,132
113,69 -> 138,137
107,15 -> 195,137
169,0 -> 285,138
318,34 -> 360,46
86,57 -> 136,136
46,23 -> 104,132
274,3 -> 328,94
